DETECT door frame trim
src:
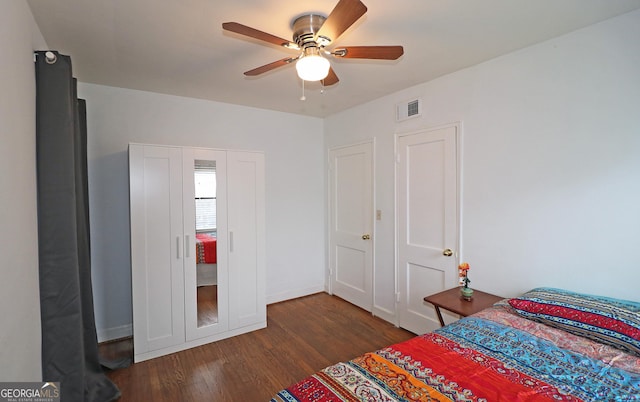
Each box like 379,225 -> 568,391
326,139 -> 376,308
393,121 -> 462,326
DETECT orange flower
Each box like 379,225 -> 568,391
458,262 -> 471,288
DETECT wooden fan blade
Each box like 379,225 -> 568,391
322,67 -> 339,86
333,46 -> 404,60
315,0 -> 367,43
244,57 -> 296,76
223,22 -> 298,49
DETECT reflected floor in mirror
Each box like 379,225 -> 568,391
197,285 -> 218,327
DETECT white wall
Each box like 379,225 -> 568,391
325,9 -> 640,318
0,2 -> 47,381
77,83 -> 326,340
13,4 -> 639,350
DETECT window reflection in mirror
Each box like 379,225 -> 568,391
194,160 -> 218,327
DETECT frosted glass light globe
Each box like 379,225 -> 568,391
296,55 -> 330,81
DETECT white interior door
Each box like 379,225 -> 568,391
329,142 -> 373,311
227,151 -> 266,330
129,144 -> 185,354
396,124 -> 459,334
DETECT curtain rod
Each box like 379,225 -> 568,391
34,51 -> 58,64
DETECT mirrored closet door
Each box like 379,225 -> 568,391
182,148 -> 229,342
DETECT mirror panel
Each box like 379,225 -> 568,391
194,160 -> 218,327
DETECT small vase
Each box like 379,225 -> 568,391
460,286 -> 474,301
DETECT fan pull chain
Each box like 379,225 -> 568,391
300,79 -> 306,101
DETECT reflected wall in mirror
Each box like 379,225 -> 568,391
194,160 -> 218,327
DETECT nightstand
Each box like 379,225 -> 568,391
423,288 -> 504,327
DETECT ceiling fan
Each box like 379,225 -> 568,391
222,0 -> 404,86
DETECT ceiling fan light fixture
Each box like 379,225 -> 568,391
223,0 -> 402,87
295,48 -> 330,81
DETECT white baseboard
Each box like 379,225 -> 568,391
372,305 -> 398,327
266,285 -> 325,305
97,324 -> 132,343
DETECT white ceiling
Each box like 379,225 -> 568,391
26,0 -> 640,118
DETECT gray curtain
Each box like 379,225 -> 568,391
35,51 -> 120,402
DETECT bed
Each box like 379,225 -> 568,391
271,288 -> 640,401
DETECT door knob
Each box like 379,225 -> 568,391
362,234 -> 371,240
442,248 -> 453,257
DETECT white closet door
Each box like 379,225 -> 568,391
227,151 -> 266,330
183,148 -> 230,341
129,144 -> 185,355
328,142 -> 374,312
396,125 -> 459,334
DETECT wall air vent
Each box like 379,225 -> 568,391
396,98 -> 422,122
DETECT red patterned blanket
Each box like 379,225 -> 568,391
271,303 -> 640,402
195,233 -> 216,264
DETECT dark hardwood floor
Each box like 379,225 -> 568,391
99,292 -> 415,401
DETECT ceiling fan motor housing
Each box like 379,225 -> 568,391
292,14 -> 331,49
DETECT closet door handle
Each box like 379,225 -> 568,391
229,231 -> 234,253
185,235 -> 190,258
176,236 -> 181,259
